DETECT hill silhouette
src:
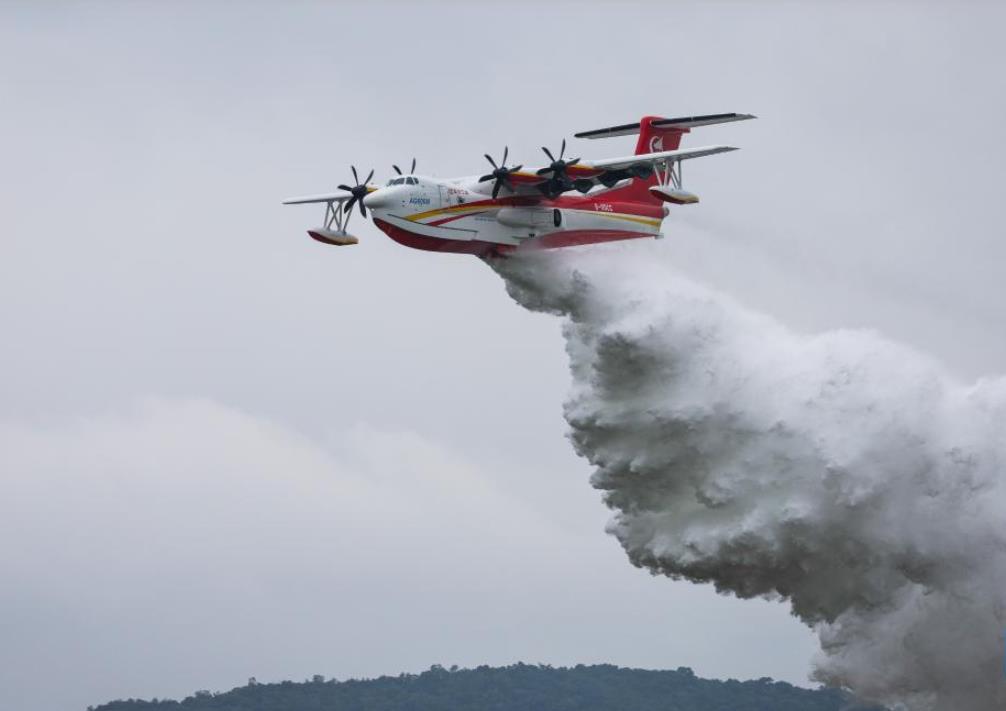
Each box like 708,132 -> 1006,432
89,663 -> 885,711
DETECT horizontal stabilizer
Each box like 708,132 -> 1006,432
576,113 -> 755,140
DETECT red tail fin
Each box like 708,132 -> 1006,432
611,116 -> 687,203
634,115 -> 687,155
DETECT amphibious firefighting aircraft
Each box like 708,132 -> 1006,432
283,113 -> 754,257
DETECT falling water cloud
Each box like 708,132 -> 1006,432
493,248 -> 1006,711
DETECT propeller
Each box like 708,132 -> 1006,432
478,146 -> 523,199
536,139 -> 580,198
392,158 -> 417,175
338,165 -> 374,218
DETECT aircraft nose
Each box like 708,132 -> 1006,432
362,189 -> 392,210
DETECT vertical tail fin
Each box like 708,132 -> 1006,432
634,115 -> 687,155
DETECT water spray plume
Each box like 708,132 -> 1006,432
493,249 -> 1006,711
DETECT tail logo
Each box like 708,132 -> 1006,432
649,136 -> 664,152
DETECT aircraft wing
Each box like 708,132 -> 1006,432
580,145 -> 738,172
282,192 -> 354,205
505,145 -> 739,197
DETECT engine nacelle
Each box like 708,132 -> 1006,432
649,185 -> 699,205
307,227 -> 359,246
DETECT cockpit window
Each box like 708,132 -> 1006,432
407,177 -> 417,185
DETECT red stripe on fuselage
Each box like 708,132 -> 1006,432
443,195 -> 665,219
427,211 -> 487,226
374,218 -> 499,256
373,218 -> 655,257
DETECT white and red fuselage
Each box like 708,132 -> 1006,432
288,114 -> 754,257
361,176 -> 666,258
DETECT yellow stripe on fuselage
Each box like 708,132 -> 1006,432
586,211 -> 662,228
406,203 -> 488,222
406,204 -> 661,229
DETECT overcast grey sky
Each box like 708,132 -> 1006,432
2,3 -> 1006,711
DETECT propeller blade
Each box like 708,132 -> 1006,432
566,158 -> 580,167
393,165 -> 402,175
536,167 -> 553,176
337,184 -> 352,192
511,164 -> 522,172
560,138 -> 566,159
478,173 -> 495,183
492,180 -> 501,200
484,153 -> 498,169
359,202 -> 367,218
364,169 -> 374,184
541,146 -> 555,162
502,146 -> 508,165
345,195 -> 357,213
351,165 -> 359,184
410,158 -> 416,173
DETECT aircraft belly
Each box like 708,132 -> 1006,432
381,212 -> 478,241
375,205 -> 661,255
389,211 -> 523,246
442,209 -> 660,244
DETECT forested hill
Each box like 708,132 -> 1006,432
90,663 -> 885,711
